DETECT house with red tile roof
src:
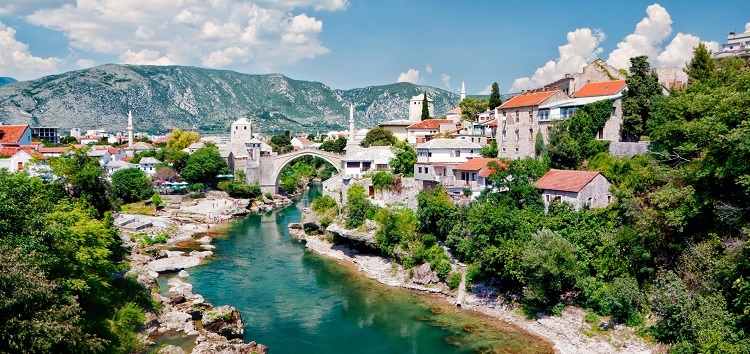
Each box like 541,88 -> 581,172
39,146 -> 71,157
497,89 -> 569,159
406,119 -> 456,144
571,80 -> 626,98
291,137 -> 315,150
0,125 -> 32,147
0,148 -> 38,172
534,169 -> 613,211
451,158 -> 508,194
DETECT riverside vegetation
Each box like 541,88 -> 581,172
311,49 -> 750,353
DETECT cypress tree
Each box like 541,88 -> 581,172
685,42 -> 715,83
421,92 -> 430,120
489,82 -> 502,109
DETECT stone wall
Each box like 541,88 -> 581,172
609,141 -> 650,157
499,90 -> 569,159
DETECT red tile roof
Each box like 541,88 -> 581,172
407,119 -> 455,130
295,137 -> 313,144
572,80 -> 626,98
0,125 -> 29,144
454,158 -> 507,171
39,147 -> 70,154
108,148 -> 121,154
447,107 -> 462,114
534,169 -> 602,193
0,146 -> 44,159
499,90 -> 560,109
121,156 -> 134,162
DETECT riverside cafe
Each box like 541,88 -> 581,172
158,181 -> 189,194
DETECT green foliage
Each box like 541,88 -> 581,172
372,171 -> 394,191
685,42 -> 716,84
546,99 -> 615,169
345,184 -> 372,229
270,130 -> 293,153
320,136 -> 347,153
519,229 -> 580,311
390,140 -> 417,176
622,55 -> 663,141
534,131 -> 546,157
421,92 -> 430,120
448,272 -> 462,291
374,208 -> 417,256
218,181 -> 261,198
312,195 -> 338,214
111,168 -> 153,204
48,148 -> 116,217
434,259 -> 452,280
360,127 -> 397,147
488,82 -> 502,110
417,185 -> 457,240
459,97 -> 488,121
180,146 -> 228,186
480,140 -> 498,158
151,193 -> 162,209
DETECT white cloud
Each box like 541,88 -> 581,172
511,28 -> 605,91
397,69 -> 420,84
479,84 -> 492,95
746,22 -> 750,33
0,0 -> 71,16
656,33 -> 719,67
607,4 -> 672,70
76,58 -> 95,68
0,22 -> 61,80
24,0 -> 343,74
440,73 -> 452,90
425,64 -> 432,74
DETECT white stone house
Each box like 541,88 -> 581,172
138,157 -> 161,176
105,161 -> 137,176
87,149 -> 111,165
343,146 -> 395,179
291,137 -> 314,150
413,139 -> 482,189
0,149 -> 35,172
534,169 -> 613,212
406,119 -> 456,144
408,93 -> 434,121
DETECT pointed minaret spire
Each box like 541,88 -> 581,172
460,80 -> 466,101
127,110 -> 134,148
349,103 -> 355,141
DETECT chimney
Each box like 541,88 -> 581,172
554,86 -> 558,91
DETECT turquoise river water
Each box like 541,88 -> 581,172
176,184 -> 553,353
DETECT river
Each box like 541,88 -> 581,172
182,184 -> 552,353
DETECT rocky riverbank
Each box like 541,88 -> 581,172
117,191 -> 292,353
289,209 -> 661,354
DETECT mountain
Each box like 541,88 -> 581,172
0,77 -> 17,86
0,65 -> 460,134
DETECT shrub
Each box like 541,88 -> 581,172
433,259 -> 452,280
448,272 -> 462,291
312,195 -> 337,213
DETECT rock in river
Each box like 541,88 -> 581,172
202,305 -> 245,339
149,255 -> 201,273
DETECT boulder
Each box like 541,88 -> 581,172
189,250 -> 213,259
326,223 -> 376,244
149,256 -> 201,273
193,331 -> 268,354
157,345 -> 186,354
168,277 -> 195,305
159,311 -> 195,333
201,306 -> 244,339
412,263 -> 440,285
178,270 -> 190,278
198,236 -> 213,244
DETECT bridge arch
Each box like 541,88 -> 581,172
269,150 -> 343,193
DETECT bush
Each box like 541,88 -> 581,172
190,183 -> 204,191
312,195 -> 337,213
448,272 -> 462,291
433,259 -> 452,280
217,181 -> 261,199
345,184 -> 371,229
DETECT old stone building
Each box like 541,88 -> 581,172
496,89 -> 570,159
534,169 -> 613,212
542,59 -> 625,96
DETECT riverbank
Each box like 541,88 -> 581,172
117,191 -> 292,353
291,220 -> 661,354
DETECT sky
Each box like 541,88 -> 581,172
0,1 -> 749,94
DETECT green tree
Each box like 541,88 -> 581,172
180,146 -> 228,186
270,131 -> 293,153
622,56 -> 663,141
47,148 -> 115,217
480,140 -> 498,158
111,168 -> 153,204
488,82 -> 502,109
685,42 -> 715,84
520,229 -> 580,311
417,185 -> 456,240
360,127 -> 396,147
371,171 -> 394,191
390,140 -> 417,176
459,97 -> 489,121
535,131 -> 545,157
421,92 -> 431,120
166,129 -> 200,150
345,184 -> 371,229
320,136 -> 347,153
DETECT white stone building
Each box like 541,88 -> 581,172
139,157 -> 161,176
230,117 -> 253,143
534,169 -> 613,212
413,139 -> 482,189
343,146 -> 395,179
408,93 -> 434,121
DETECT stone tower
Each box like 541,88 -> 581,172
461,80 -> 466,101
231,117 -> 253,143
127,110 -> 133,148
348,103 -> 355,141
408,93 -> 434,121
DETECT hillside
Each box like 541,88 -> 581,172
0,65 -> 460,134
0,77 -> 16,86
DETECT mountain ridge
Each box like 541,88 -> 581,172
0,64 -> 460,134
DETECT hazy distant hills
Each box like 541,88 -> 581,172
0,65 -> 460,134
0,77 -> 17,86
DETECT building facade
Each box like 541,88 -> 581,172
534,169 -> 613,211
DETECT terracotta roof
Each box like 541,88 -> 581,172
534,169 -> 602,193
0,146 -> 44,159
661,81 -> 683,90
499,90 -> 560,109
407,119 -> 454,130
295,137 -> 313,144
39,147 -> 70,154
108,148 -> 121,154
454,158 -> 507,172
0,125 -> 29,144
121,156 -> 134,162
572,80 -> 626,98
447,107 -> 462,114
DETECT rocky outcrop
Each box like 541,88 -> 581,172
158,345 -> 186,354
201,306 -> 245,339
326,223 -> 376,244
411,263 -> 440,285
149,251 -> 203,273
193,331 -> 268,354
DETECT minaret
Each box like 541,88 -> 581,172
348,103 -> 355,141
127,110 -> 134,148
460,80 -> 466,101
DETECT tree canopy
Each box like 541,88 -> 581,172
488,82 -> 502,110
166,129 -> 200,150
459,97 -> 488,121
622,56 -> 663,141
111,168 -> 153,204
421,92 -> 430,120
360,127 -> 396,147
180,146 -> 228,185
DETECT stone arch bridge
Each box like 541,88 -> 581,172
258,149 -> 345,193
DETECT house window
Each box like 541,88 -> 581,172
362,162 -> 371,171
455,150 -> 461,157
529,128 -> 533,141
546,194 -> 550,203
347,162 -> 359,168
244,126 -> 247,130
611,106 -> 616,116
598,128 -> 604,139
17,162 -> 23,170
515,110 -> 519,122
529,108 -> 533,121
502,130 -> 507,141
607,195 -> 612,203
418,167 -> 422,173
515,147 -> 519,152
515,130 -> 519,141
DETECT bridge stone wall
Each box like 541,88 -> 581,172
257,150 -> 344,194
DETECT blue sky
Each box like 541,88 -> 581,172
0,1 -> 748,94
